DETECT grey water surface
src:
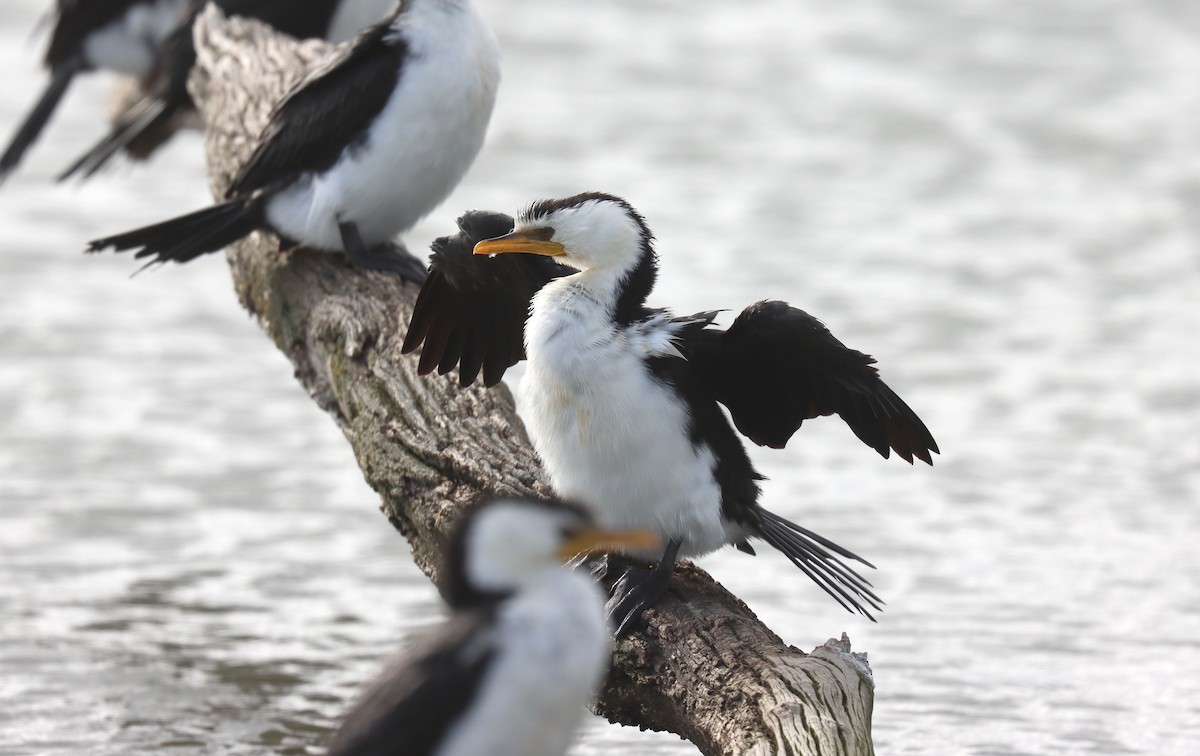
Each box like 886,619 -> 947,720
2,0 -> 1198,753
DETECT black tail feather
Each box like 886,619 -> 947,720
87,197 -> 265,267
764,520 -> 881,613
59,97 -> 172,181
755,508 -> 883,620
1,60 -> 82,182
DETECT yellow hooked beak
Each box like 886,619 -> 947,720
473,230 -> 566,257
556,528 -> 660,561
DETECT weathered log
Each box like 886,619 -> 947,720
187,8 -> 875,754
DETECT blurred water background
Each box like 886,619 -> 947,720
2,0 -> 1199,753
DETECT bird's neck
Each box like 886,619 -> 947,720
535,266 -> 630,322
524,270 -> 622,365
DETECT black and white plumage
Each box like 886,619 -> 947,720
403,193 -> 939,632
87,0 -> 500,278
59,0 -> 397,181
0,0 -> 189,182
324,497 -> 657,756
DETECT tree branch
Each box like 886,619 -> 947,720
187,8 -> 875,754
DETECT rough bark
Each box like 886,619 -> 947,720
187,8 -> 875,755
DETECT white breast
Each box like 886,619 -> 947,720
521,282 -> 734,559
265,0 -> 501,251
435,570 -> 609,756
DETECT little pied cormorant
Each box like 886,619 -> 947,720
324,496 -> 657,756
58,0 -> 398,181
402,194 -> 939,633
87,0 -> 500,279
0,0 -> 190,182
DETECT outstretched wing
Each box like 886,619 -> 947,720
402,211 -> 572,387
687,300 -> 938,464
325,609 -> 498,756
227,19 -> 402,197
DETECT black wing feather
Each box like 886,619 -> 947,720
688,300 -> 938,464
326,609 -> 498,756
402,211 -> 572,387
227,21 -> 402,198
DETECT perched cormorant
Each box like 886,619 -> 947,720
87,0 -> 500,278
58,0 -> 397,181
0,0 -> 189,182
403,194 -> 939,633
324,496 -> 657,756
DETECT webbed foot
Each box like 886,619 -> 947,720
605,539 -> 681,637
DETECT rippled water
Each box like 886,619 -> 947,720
2,0 -> 1199,753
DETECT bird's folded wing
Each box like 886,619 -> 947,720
326,609 -> 498,756
226,20 -> 400,197
686,300 -> 939,464
402,211 -> 572,387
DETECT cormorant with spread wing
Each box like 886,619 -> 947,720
403,193 -> 939,633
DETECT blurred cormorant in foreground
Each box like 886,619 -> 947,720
325,496 -> 656,756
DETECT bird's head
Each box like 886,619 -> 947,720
473,192 -> 659,320
473,192 -> 653,276
442,497 -> 658,608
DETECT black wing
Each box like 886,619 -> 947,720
402,211 -> 572,387
226,19 -> 403,198
687,300 -> 938,464
326,609 -> 498,756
